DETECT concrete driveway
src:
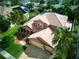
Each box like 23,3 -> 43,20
25,45 -> 51,59
19,52 -> 40,59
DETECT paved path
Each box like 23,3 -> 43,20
0,48 -> 15,59
25,45 -> 51,59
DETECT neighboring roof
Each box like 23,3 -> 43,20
23,12 -> 68,28
28,27 -> 55,48
12,5 -> 30,13
20,5 -> 30,12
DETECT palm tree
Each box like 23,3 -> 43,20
52,27 -> 76,59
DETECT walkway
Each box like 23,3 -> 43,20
0,48 -> 15,59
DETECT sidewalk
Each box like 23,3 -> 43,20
0,48 -> 15,59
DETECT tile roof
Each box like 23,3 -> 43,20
23,12 -> 71,47
23,12 -> 68,28
28,27 -> 55,48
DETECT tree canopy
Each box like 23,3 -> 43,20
9,10 -> 24,24
0,17 -> 10,32
8,0 -> 21,5
52,27 -> 76,59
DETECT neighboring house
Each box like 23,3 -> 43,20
12,5 -> 30,13
16,12 -> 72,52
12,5 -> 30,20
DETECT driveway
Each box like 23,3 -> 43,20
19,52 -> 39,59
25,45 -> 51,59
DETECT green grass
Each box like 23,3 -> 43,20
3,25 -> 20,37
29,11 -> 39,19
0,55 -> 5,59
2,25 -> 24,59
5,38 -> 23,59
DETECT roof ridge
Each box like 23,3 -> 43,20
54,13 -> 63,26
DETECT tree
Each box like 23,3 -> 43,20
0,0 -> 4,2
62,0 -> 79,5
70,0 -> 79,5
0,37 -> 10,49
8,0 -> 21,5
0,34 -> 10,49
37,5 -> 45,13
39,0 -> 45,4
26,3 -> 34,9
47,0 -> 59,5
52,27 -> 76,59
0,17 -> 10,32
71,7 -> 79,31
9,10 -> 24,24
62,0 -> 71,6
55,5 -> 71,15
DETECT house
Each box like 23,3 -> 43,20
16,12 -> 72,52
12,5 -> 30,13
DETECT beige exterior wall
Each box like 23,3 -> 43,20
29,39 -> 44,50
29,38 -> 52,52
45,46 -> 52,52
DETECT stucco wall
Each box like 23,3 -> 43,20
29,38 -> 52,52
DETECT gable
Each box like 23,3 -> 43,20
23,14 -> 50,28
28,27 -> 54,47
55,13 -> 68,26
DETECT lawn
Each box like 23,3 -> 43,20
1,25 -> 24,59
3,25 -> 20,37
0,55 -> 5,59
5,37 -> 23,59
29,11 -> 39,19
